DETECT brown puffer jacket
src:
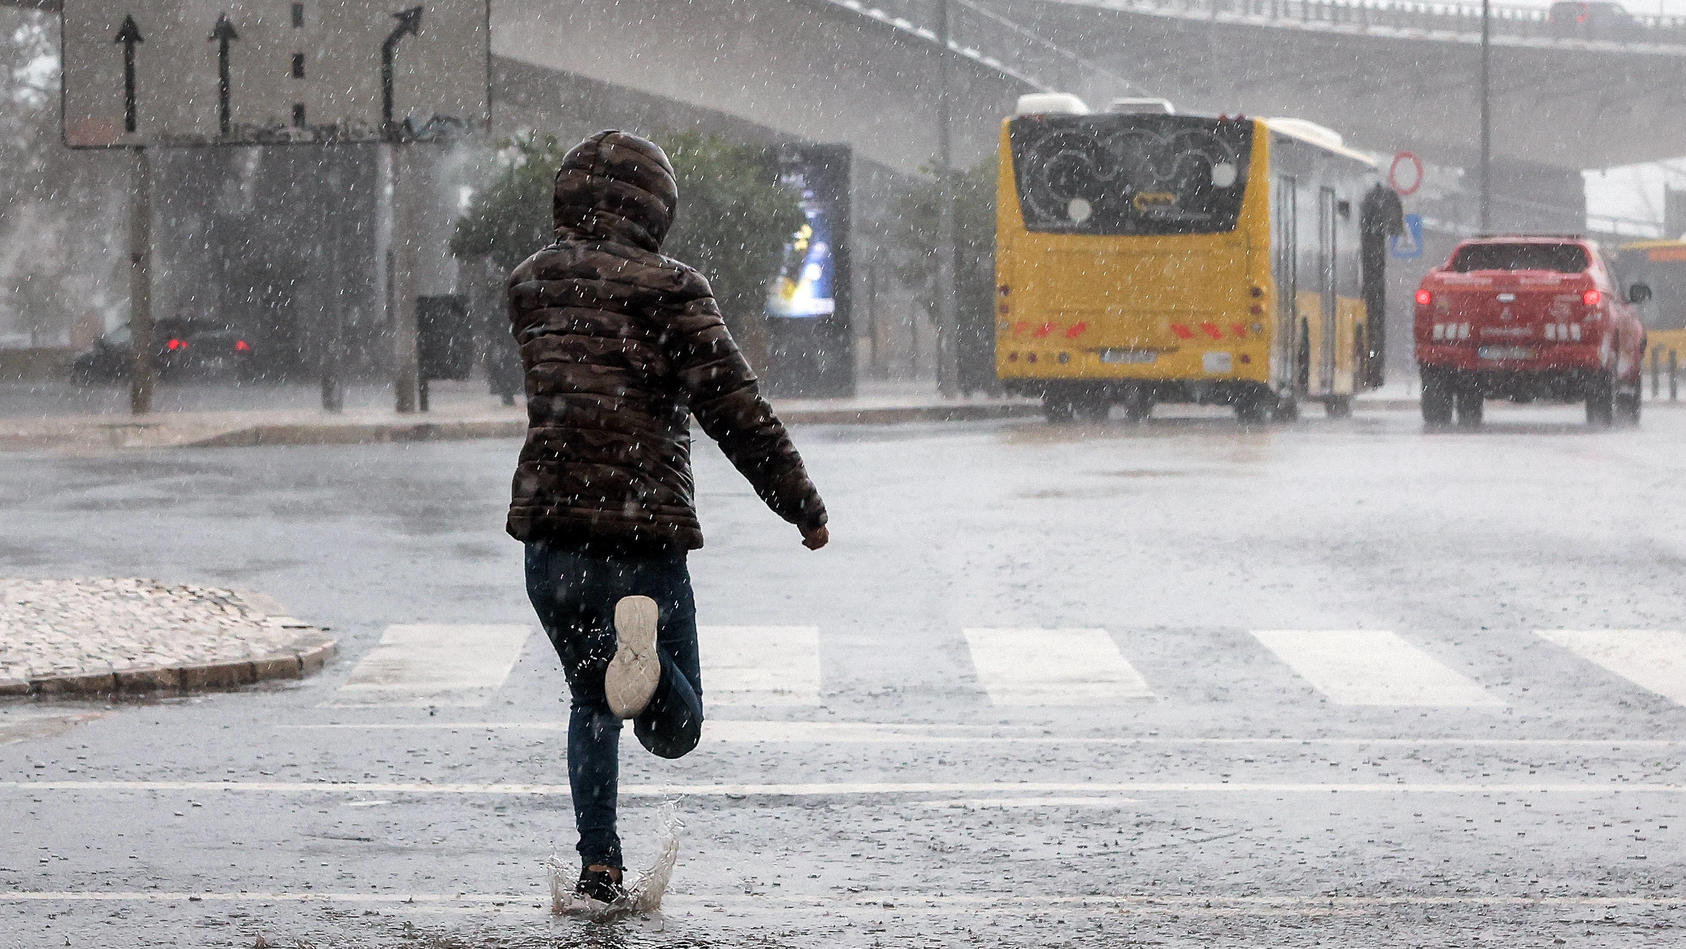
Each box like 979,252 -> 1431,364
505,130 -> 826,553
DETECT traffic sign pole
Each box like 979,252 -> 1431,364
128,147 -> 154,415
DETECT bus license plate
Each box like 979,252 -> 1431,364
1099,349 -> 1157,364
1477,346 -> 1534,361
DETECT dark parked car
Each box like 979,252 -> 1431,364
69,319 -> 263,384
1549,1 -> 1645,41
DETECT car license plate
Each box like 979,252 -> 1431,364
1099,349 -> 1156,364
1477,345 -> 1534,361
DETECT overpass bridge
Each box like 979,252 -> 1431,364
6,0 -> 1683,380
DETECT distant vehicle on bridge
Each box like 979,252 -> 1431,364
994,94 -> 1388,423
1548,1 -> 1645,41
1413,236 -> 1648,427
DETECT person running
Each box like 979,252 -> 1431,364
506,130 -> 830,909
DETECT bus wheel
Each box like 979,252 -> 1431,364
1421,370 -> 1453,426
1454,386 -> 1484,428
1272,396 -> 1300,422
1235,393 -> 1273,424
1325,395 -> 1353,419
1073,395 -> 1111,422
1121,389 -> 1152,423
1586,372 -> 1615,427
1043,395 -> 1077,423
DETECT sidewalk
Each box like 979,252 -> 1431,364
0,578 -> 334,699
0,378 -> 1039,453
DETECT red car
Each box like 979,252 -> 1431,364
1414,236 -> 1649,427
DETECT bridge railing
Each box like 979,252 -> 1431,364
1084,0 -> 1686,45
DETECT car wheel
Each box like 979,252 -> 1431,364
1454,384 -> 1484,428
1421,369 -> 1453,426
1615,381 -> 1641,425
1586,372 -> 1615,427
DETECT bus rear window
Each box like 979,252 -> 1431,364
1452,243 -> 1588,273
1008,115 -> 1251,236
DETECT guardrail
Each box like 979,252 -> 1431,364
1060,0 -> 1686,45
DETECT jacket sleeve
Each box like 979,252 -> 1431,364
665,277 -> 827,531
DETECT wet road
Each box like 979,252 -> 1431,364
3,402 -> 1686,947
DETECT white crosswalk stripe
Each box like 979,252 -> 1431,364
700,625 -> 822,706
1252,629 -> 1499,707
963,627 -> 1154,706
326,624 -> 533,708
321,624 -> 1686,715
1536,629 -> 1686,707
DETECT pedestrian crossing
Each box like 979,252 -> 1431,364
322,624 -> 1686,714
1252,629 -> 1499,707
964,627 -> 1154,705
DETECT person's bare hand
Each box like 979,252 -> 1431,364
801,524 -> 829,550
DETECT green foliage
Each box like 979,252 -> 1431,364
889,156 -> 1000,390
449,133 -> 560,273
452,129 -> 804,364
2,10 -> 124,343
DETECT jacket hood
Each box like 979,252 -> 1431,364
552,130 -> 678,252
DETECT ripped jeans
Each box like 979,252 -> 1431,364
524,542 -> 704,869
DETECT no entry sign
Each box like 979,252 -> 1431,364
61,0 -> 490,147
1388,151 -> 1424,197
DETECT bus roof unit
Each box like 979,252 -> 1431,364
1014,93 -> 1090,116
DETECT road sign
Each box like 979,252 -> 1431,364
1388,151 -> 1424,196
1389,212 -> 1424,260
61,0 -> 489,147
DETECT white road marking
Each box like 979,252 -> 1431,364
700,625 -> 821,706
963,627 -> 1153,705
326,624 -> 532,708
1537,629 -> 1686,706
282,721 -> 1686,748
4,779 -> 1684,796
1252,629 -> 1499,706
1,891 -> 1682,912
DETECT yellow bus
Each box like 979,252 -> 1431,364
1616,239 -> 1686,383
995,95 -> 1385,422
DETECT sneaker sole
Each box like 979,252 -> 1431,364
605,595 -> 661,718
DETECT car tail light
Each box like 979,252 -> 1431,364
235,339 -> 251,352
1415,289 -> 1433,306
166,338 -> 187,351
1582,289 -> 1602,306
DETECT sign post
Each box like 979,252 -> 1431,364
62,0 -> 490,415
127,147 -> 153,414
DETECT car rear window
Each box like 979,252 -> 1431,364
1452,243 -> 1589,273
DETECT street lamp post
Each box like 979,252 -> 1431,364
934,0 -> 960,395
1480,0 -> 1492,231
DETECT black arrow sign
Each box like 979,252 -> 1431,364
380,6 -> 422,140
114,15 -> 142,134
209,14 -> 239,137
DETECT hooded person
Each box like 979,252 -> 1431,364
508,130 -> 829,909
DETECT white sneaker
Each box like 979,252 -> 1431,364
605,595 -> 661,718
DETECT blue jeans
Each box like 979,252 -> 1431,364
524,542 -> 705,869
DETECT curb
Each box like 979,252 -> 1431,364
7,631 -> 336,701
177,402 -> 1044,448
3,588 -> 337,700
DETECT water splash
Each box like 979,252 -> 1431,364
547,801 -> 684,920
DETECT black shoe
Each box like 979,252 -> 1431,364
575,866 -> 627,906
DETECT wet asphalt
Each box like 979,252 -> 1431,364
2,402 -> 1685,947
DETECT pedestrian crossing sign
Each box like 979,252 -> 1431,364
1390,213 -> 1424,260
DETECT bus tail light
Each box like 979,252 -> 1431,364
1582,288 -> 1602,307
1415,289 -> 1433,306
